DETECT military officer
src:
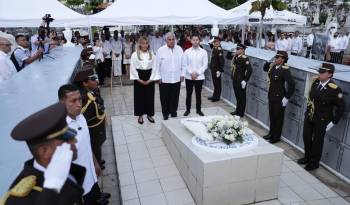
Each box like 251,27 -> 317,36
73,67 -> 107,168
231,43 -> 252,117
298,63 -> 345,171
208,37 -> 225,102
263,51 -> 295,143
1,103 -> 85,205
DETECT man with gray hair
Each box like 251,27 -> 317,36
154,32 -> 184,120
0,37 -> 17,82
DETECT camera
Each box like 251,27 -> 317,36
42,14 -> 54,24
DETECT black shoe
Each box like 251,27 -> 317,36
197,111 -> 204,116
147,116 -> 155,123
101,165 -> 105,170
99,192 -> 111,199
208,97 -> 213,100
297,158 -> 309,165
163,115 -> 169,120
305,163 -> 319,171
211,98 -> 220,102
171,113 -> 177,118
263,134 -> 271,140
230,111 -> 237,116
138,117 -> 144,124
184,110 -> 190,116
269,138 -> 281,144
96,198 -> 109,205
100,160 -> 106,165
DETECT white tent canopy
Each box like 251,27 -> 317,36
229,0 -> 307,25
0,0 -> 89,27
89,0 -> 245,26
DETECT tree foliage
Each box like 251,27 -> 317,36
209,0 -> 247,10
65,0 -> 84,6
249,0 -> 287,17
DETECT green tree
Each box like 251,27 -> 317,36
210,0 -> 247,10
249,0 -> 287,17
65,0 -> 84,6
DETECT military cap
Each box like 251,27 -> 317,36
236,43 -> 247,50
275,50 -> 288,59
73,68 -> 98,83
318,63 -> 335,74
11,103 -> 77,142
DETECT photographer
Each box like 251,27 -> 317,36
30,26 -> 50,55
12,35 -> 43,71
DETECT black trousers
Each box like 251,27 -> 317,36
306,47 -> 315,59
83,183 -> 101,205
96,62 -> 105,84
185,79 -> 203,112
134,69 -> 155,116
89,120 -> 106,165
211,71 -> 222,100
302,117 -> 328,165
159,82 -> 181,117
268,101 -> 285,140
104,58 -> 112,77
233,82 -> 246,117
330,52 -> 342,64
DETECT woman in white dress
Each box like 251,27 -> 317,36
123,35 -> 133,77
130,36 -> 159,124
93,39 -> 105,84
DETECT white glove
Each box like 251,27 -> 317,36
216,71 -> 221,78
89,54 -> 96,60
43,143 -> 73,193
241,80 -> 247,89
282,97 -> 288,107
326,122 -> 335,132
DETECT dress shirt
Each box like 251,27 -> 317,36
182,46 -> 208,80
66,114 -> 97,194
329,37 -> 341,52
341,36 -> 349,50
0,50 -> 16,82
102,40 -> 112,59
307,34 -> 314,47
14,46 -> 30,68
154,45 -> 184,83
275,39 -> 289,51
291,37 -> 303,53
30,34 -> 49,54
130,51 -> 159,81
111,39 -> 123,60
93,46 -> 104,62
319,79 -> 331,90
150,36 -> 165,54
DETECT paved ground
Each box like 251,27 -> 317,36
99,82 -> 350,205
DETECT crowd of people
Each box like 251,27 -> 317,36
0,26 -> 347,205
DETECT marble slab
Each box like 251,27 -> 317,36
161,107 -> 284,205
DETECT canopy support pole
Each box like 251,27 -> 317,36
241,25 -> 245,44
302,24 -> 306,56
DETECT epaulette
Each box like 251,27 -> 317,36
87,92 -> 96,101
328,83 -> 338,89
242,55 -> 247,58
1,176 -> 43,203
218,47 -> 222,50
282,64 -> 289,69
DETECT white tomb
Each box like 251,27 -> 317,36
161,107 -> 284,205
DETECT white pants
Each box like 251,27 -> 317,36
112,60 -> 122,76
